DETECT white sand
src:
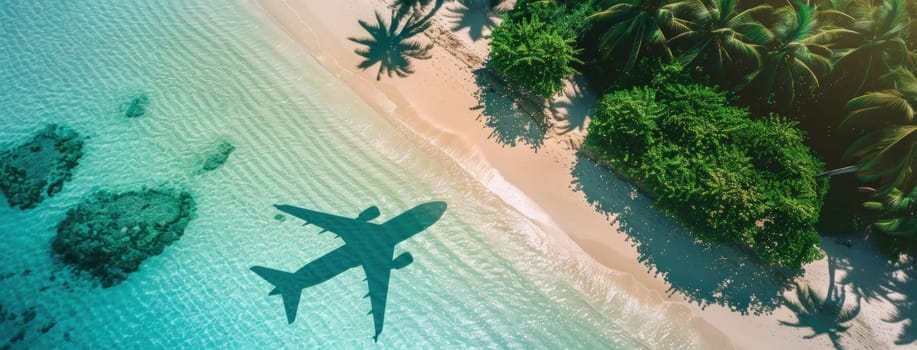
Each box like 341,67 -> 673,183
252,0 -> 911,348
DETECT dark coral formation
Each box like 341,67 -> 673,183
0,125 -> 84,209
201,141 -> 235,172
0,304 -> 49,350
124,93 -> 150,118
53,188 -> 195,287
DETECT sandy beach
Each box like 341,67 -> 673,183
252,0 -> 911,348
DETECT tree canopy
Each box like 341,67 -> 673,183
488,0 -> 917,264
587,74 -> 827,267
489,15 -> 582,97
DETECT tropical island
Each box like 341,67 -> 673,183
268,0 -> 915,347
0,0 -> 914,348
488,0 -> 915,266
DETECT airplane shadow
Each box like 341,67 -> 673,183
251,202 -> 446,342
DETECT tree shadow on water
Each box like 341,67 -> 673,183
472,68 -> 547,150
349,11 -> 433,81
570,154 -> 798,314
445,0 -> 506,41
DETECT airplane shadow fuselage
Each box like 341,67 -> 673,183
251,201 -> 446,342
279,202 -> 444,289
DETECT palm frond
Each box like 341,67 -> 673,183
842,90 -> 915,129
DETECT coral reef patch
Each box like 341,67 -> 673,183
0,303 -> 56,350
123,93 -> 150,118
0,125 -> 83,209
201,141 -> 235,172
52,188 -> 195,287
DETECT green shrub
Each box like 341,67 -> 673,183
506,0 -> 602,39
586,81 -> 828,268
586,87 -> 660,165
489,15 -> 581,97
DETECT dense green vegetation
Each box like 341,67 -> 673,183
489,15 -> 582,97
489,0 -> 917,265
587,74 -> 827,266
488,0 -> 595,97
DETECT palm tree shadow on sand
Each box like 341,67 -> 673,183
389,0 -> 445,17
250,202 -> 447,342
349,10 -> 433,80
548,78 -> 594,135
822,234 -> 916,346
570,154 -> 798,314
779,257 -> 862,350
884,261 -> 916,345
444,0 -> 506,41
471,68 -> 548,150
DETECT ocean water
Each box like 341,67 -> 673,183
0,1 -> 705,348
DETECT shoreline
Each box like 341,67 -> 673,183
250,0 -> 905,348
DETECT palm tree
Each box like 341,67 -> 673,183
348,11 -> 433,80
863,186 -> 917,236
668,0 -> 773,84
841,69 -> 917,193
908,0 -> 917,52
589,0 -> 692,68
844,123 -> 916,190
740,2 -> 843,106
830,0 -> 912,95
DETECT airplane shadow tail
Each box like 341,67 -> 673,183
251,266 -> 304,324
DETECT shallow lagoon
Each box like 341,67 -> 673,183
0,1 -> 706,348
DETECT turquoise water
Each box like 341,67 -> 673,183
0,1 -> 706,348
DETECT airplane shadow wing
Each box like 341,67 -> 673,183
364,262 -> 392,343
274,204 -> 369,244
